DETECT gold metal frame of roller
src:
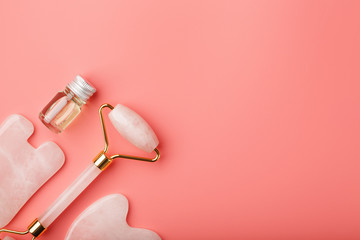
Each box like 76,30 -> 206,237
0,103 -> 160,239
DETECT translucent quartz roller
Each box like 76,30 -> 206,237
0,103 -> 160,240
38,165 -> 101,228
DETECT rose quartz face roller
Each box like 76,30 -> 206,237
0,104 -> 160,240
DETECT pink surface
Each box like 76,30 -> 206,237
0,1 -> 360,239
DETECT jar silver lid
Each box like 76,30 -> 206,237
67,75 -> 96,103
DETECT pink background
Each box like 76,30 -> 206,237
1,0 -> 360,239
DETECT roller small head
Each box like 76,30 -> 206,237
108,104 -> 159,153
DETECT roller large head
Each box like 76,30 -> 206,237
108,104 -> 159,153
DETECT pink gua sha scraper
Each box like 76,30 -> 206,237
65,194 -> 161,240
0,104 -> 160,240
0,115 -> 65,228
2,237 -> 15,240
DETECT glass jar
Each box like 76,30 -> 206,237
39,75 -> 96,133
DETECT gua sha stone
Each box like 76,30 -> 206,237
65,194 -> 161,240
0,115 -> 65,228
3,236 -> 16,240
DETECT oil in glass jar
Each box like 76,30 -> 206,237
39,75 -> 96,133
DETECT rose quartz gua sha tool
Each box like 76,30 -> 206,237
2,237 -> 15,240
65,194 -> 161,240
0,104 -> 160,240
0,115 -> 65,228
